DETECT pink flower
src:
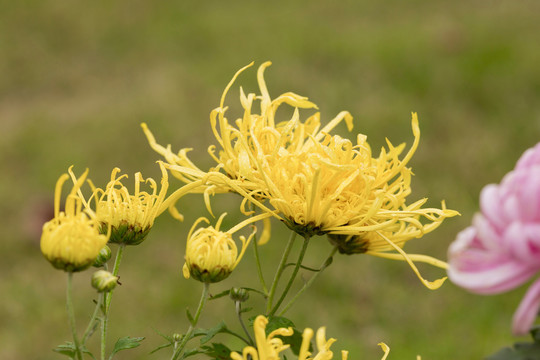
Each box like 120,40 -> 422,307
448,142 -> 540,336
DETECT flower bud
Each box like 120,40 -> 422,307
91,270 -> 119,293
93,245 -> 112,267
230,287 -> 249,303
182,227 -> 236,283
183,214 -> 254,284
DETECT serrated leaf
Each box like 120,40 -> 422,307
109,336 -> 144,358
179,348 -> 201,360
200,321 -> 228,344
53,342 -> 95,359
200,343 -> 232,360
53,342 -> 76,357
264,316 -> 295,331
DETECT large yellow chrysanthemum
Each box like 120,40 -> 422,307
142,62 -> 458,288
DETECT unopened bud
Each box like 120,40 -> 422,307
91,270 -> 119,293
230,287 -> 249,303
93,245 -> 112,267
172,333 -> 182,343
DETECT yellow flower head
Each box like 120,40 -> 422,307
41,167 -> 109,272
89,162 -> 169,245
230,315 -> 349,360
142,62 -> 458,289
182,213 -> 260,283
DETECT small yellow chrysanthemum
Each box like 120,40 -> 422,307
41,167 -> 109,272
230,315 -> 358,360
183,213 -> 266,283
87,162 -> 169,245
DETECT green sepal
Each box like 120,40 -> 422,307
109,336 -> 144,359
486,326 -> 540,360
53,341 -> 96,359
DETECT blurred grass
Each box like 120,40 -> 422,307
1,0 -> 540,358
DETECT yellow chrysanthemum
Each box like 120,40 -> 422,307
142,62 -> 458,288
86,162 -> 169,245
183,213 -> 266,283
41,167 -> 109,272
231,315 -> 385,360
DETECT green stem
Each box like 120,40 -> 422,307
269,235 -> 310,316
266,231 -> 297,314
235,301 -> 254,346
279,246 -> 337,316
66,272 -> 83,360
81,295 -> 103,344
252,235 -> 268,295
171,282 -> 210,360
102,244 -> 126,360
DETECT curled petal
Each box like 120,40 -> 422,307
513,279 -> 540,335
448,226 -> 537,294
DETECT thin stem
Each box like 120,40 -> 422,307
102,244 -> 126,360
236,302 -> 254,346
266,231 -> 297,314
81,295 -> 103,344
171,282 -> 210,360
279,246 -> 338,316
252,235 -> 268,295
269,235 -> 310,316
66,272 -> 83,360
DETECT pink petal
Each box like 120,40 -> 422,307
448,226 -> 537,294
504,222 -> 540,265
513,278 -> 540,336
515,142 -> 540,171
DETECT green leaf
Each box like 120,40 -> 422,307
200,343 -> 232,360
186,308 -> 195,325
53,342 -> 96,359
257,316 -> 306,356
240,306 -> 253,314
263,315 -> 295,331
486,326 -> 540,360
109,336 -> 144,359
200,321 -> 228,344
179,348 -> 201,360
149,342 -> 173,355
209,289 -> 230,300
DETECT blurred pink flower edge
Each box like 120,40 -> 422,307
448,142 -> 540,336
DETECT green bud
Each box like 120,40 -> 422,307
172,334 -> 182,343
91,270 -> 119,293
93,245 -> 112,267
229,287 -> 249,303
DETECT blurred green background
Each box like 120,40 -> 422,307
2,0 -> 540,359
